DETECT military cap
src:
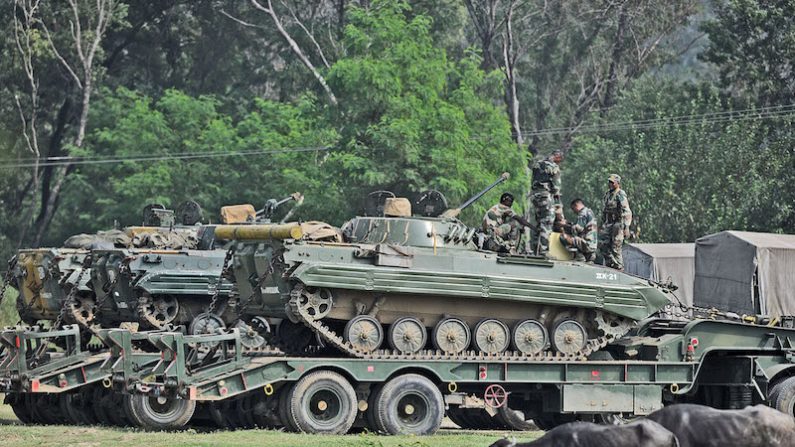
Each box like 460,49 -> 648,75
608,174 -> 621,183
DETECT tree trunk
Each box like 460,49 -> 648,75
602,3 -> 627,115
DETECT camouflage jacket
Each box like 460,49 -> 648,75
573,207 -> 598,248
531,157 -> 561,196
602,188 -> 632,227
482,203 -> 516,232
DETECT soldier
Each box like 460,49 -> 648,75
482,192 -> 531,253
529,150 -> 563,255
598,174 -> 632,270
560,198 -> 597,262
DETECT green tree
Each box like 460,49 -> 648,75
565,77 -> 795,242
49,88 -> 338,241
701,0 -> 795,106
324,1 -> 525,222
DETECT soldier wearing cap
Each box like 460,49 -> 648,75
482,192 -> 531,253
599,174 -> 632,270
528,150 -> 563,255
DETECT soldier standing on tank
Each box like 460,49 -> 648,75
528,150 -> 563,256
482,192 -> 532,253
560,198 -> 598,263
599,174 -> 632,270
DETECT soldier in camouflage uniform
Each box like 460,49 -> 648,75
560,198 -> 597,262
528,150 -> 563,255
482,192 -> 531,253
598,174 -> 632,270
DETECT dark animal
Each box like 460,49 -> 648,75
646,404 -> 795,447
488,419 -> 678,447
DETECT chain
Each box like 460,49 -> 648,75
51,255 -> 93,330
205,246 -> 235,316
235,256 -> 275,321
94,256 -> 132,321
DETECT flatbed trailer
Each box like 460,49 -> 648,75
2,317 -> 795,434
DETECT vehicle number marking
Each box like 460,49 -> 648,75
596,272 -> 618,281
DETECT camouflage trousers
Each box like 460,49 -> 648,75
484,221 -> 522,253
560,234 -> 597,263
598,222 -> 625,270
529,190 -> 556,255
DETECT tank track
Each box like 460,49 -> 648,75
286,290 -> 627,362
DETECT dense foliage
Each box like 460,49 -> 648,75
0,0 -> 793,263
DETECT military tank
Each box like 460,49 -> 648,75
227,175 -> 675,359
87,194 -> 303,338
11,201 -> 207,328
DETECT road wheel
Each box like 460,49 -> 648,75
773,376 -> 795,416
432,318 -> 471,354
128,394 -> 196,430
473,319 -> 510,354
387,317 -> 427,354
344,316 -> 384,353
551,319 -> 587,355
287,370 -> 358,434
373,374 -> 444,435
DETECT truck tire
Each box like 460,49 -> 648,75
279,383 -> 299,432
287,370 -> 358,434
365,384 -> 383,432
773,376 -> 795,416
533,412 -> 577,431
373,373 -> 444,435
497,405 -> 537,431
446,407 -> 469,429
4,393 -> 33,423
769,379 -> 786,406
128,394 -> 196,430
252,389 -> 283,428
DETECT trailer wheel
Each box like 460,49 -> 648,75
252,389 -> 283,428
128,394 -> 196,430
534,412 -> 577,431
287,370 -> 358,434
4,393 -> 33,423
279,383 -> 299,432
90,387 -> 113,426
497,405 -> 537,431
773,377 -> 795,416
373,374 -> 444,435
445,407 -> 468,429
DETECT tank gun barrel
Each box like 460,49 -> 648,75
215,223 -> 303,241
440,172 -> 510,219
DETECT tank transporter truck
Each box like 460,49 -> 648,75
5,177 -> 795,435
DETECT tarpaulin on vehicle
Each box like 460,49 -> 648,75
694,231 -> 795,317
623,243 -> 695,306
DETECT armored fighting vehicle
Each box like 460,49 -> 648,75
11,202 -> 207,328
228,175 -> 675,359
87,194 -> 303,337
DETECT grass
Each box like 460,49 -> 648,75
1,286 -> 19,327
0,400 -> 542,447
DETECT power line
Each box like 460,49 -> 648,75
517,103 -> 795,137
0,146 -> 334,169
